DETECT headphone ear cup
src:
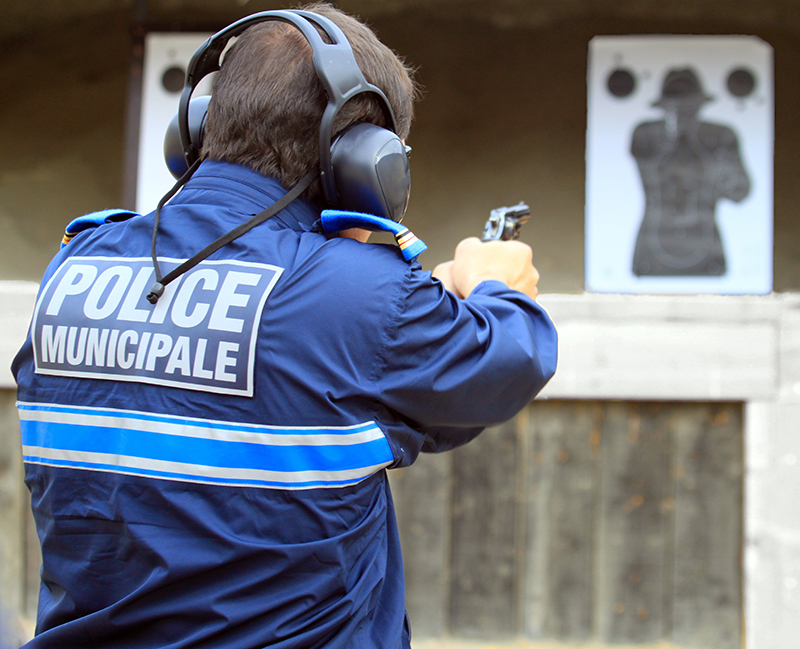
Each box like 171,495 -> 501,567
164,95 -> 211,179
330,123 -> 410,222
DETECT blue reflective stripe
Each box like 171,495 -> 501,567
18,402 -> 394,490
20,420 -> 392,473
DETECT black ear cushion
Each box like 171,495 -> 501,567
164,96 -> 211,179
330,123 -> 410,222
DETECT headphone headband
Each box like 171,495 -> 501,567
153,9 -> 412,305
178,9 -> 398,203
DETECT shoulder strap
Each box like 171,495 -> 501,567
319,209 -> 426,261
61,209 -> 139,248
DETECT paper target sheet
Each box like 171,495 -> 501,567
585,36 -> 773,294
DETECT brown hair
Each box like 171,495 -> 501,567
201,3 -> 418,201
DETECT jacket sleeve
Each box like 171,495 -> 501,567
371,269 -> 558,452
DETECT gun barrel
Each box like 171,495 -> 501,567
482,202 -> 530,241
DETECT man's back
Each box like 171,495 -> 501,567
14,161 -> 557,648
16,162 -> 412,647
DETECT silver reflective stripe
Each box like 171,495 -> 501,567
18,401 -> 395,490
19,405 -> 385,447
22,446 -> 391,490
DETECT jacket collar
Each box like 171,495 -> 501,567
171,160 -> 321,232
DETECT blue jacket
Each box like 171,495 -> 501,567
12,160 -> 557,648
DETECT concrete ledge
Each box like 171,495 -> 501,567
538,292 -> 786,323
537,292 -> 791,402
1,286 -> 790,400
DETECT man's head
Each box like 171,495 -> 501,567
201,3 -> 418,201
652,67 -> 712,118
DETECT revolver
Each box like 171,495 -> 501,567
481,202 -> 531,242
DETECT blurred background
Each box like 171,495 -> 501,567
1,1 -> 799,647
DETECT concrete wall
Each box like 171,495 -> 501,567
1,4 -> 800,291
0,12 -> 129,283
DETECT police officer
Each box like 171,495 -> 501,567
13,3 -> 557,647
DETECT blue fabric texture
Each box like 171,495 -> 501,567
13,160 -> 558,649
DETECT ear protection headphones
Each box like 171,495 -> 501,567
148,9 -> 413,304
162,8 -> 411,222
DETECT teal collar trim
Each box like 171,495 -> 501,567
319,210 -> 426,261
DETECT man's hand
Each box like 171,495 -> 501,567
432,237 -> 540,300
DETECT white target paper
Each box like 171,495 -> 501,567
137,33 -> 213,215
585,36 -> 773,294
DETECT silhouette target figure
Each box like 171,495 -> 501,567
630,68 -> 750,276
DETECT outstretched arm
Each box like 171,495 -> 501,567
375,238 -> 557,451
